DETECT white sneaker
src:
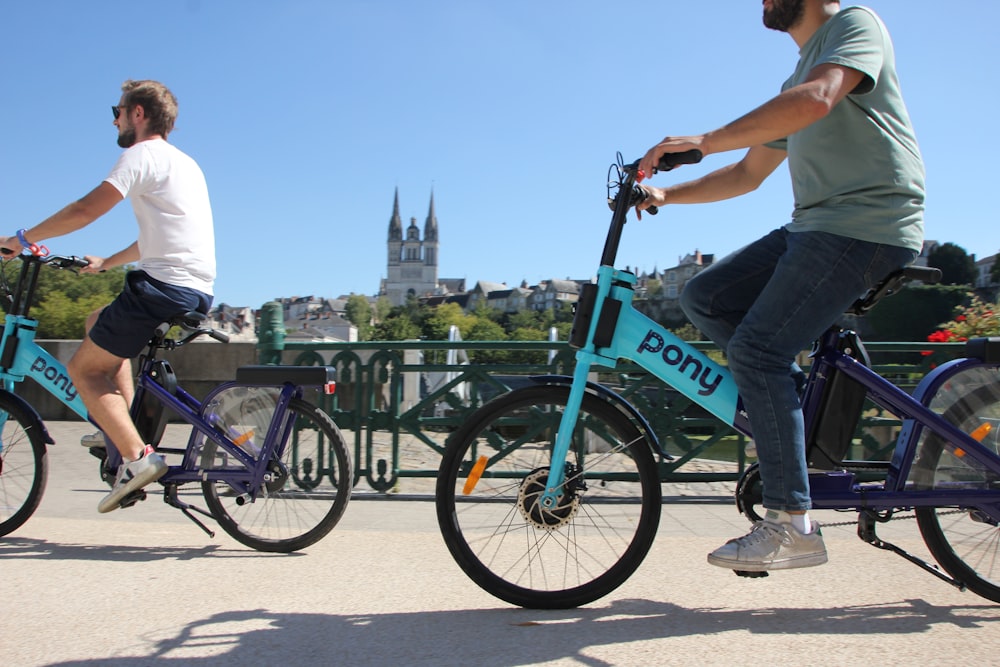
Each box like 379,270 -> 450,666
707,512 -> 828,572
744,440 -> 757,458
81,430 -> 106,449
97,445 -> 167,514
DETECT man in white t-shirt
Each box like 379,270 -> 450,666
0,80 -> 216,513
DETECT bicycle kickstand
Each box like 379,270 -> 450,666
163,485 -> 216,538
857,510 -> 965,592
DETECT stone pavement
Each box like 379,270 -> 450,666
3,421 -> 1000,666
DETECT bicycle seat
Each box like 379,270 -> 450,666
169,311 -> 208,329
847,265 -> 942,316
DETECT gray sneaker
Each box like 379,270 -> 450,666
707,514 -> 828,572
97,445 -> 168,514
81,430 -> 106,449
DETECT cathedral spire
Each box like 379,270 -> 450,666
388,187 -> 403,241
424,189 -> 438,241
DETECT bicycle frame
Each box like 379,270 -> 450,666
539,158 -> 1000,523
0,312 -> 90,420
124,369 -> 305,497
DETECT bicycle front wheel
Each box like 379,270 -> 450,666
436,385 -> 662,609
914,370 -> 1000,603
202,398 -> 351,552
0,395 -> 47,537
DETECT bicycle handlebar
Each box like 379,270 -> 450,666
0,250 -> 90,269
627,150 -> 703,216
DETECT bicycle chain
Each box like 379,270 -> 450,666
822,508 -> 963,529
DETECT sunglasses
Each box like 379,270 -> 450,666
111,105 -> 126,119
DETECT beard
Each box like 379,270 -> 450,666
763,0 -> 806,32
117,128 -> 136,148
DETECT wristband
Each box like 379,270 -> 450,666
16,229 -> 48,257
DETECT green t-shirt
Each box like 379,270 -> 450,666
767,6 -> 925,252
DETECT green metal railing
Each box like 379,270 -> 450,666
261,333 -> 963,495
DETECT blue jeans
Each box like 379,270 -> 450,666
680,229 -> 917,511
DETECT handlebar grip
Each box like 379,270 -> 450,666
630,185 -> 659,216
656,149 -> 703,173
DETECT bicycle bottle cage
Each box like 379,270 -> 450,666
805,329 -> 871,469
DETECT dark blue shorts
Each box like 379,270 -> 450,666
89,270 -> 213,359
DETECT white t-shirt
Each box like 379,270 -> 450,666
104,138 -> 216,294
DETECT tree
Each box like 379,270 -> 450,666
422,302 -> 476,340
466,318 -> 508,363
371,313 -> 421,341
864,284 -> 970,341
373,296 -> 393,324
990,253 -> 1000,284
927,242 -> 976,286
343,294 -> 373,340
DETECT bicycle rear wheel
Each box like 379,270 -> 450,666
913,369 -> 1000,603
202,398 -> 351,552
0,395 -> 47,537
436,385 -> 662,609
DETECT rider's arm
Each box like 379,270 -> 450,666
4,182 -> 123,253
81,241 -> 139,274
639,144 -> 786,209
639,62 -> 866,175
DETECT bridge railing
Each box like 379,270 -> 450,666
267,338 -> 961,494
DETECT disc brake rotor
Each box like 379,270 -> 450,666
518,465 -> 582,530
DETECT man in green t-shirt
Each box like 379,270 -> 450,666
637,0 -> 924,572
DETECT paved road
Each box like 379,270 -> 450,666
4,422 -> 1000,666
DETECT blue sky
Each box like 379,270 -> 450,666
1,1 -> 995,309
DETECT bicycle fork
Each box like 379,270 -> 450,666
539,355 -> 594,510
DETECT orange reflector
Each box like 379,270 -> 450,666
970,423 -> 993,442
232,430 -> 254,446
954,448 -> 966,458
463,455 -> 489,495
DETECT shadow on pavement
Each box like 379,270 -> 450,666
43,598 -> 1000,666
0,536 -> 301,563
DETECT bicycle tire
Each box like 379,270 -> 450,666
202,398 -> 351,552
914,375 -> 1000,603
0,395 -> 48,537
436,385 -> 662,609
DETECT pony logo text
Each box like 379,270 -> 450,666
30,356 -> 78,402
636,331 -> 723,396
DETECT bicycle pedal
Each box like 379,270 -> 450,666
119,489 -> 147,509
733,570 -> 769,579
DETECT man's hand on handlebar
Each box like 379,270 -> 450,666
0,236 -> 24,257
638,135 -> 707,181
634,184 -> 668,218
80,255 -> 105,274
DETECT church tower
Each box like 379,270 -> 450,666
383,190 -> 440,306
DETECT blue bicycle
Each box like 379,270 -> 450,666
435,152 -> 1000,608
0,248 -> 351,552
